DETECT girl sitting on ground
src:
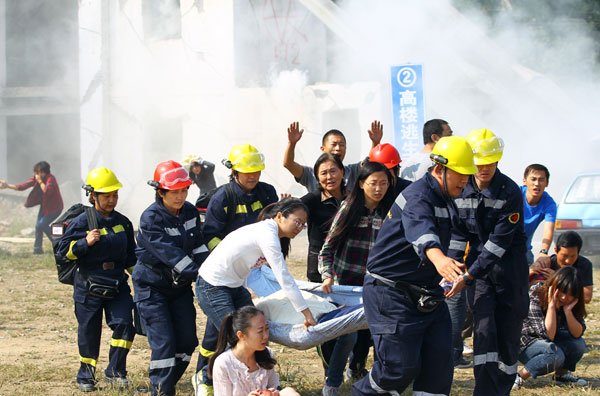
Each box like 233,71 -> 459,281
209,306 -> 301,396
514,266 -> 588,389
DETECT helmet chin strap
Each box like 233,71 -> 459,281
93,192 -> 112,215
442,166 -> 450,198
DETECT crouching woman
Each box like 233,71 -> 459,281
514,266 -> 588,389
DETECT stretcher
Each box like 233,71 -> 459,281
246,266 -> 368,350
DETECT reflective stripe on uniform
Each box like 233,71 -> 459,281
484,240 -> 506,258
149,357 -> 176,370
175,353 -> 192,362
483,198 -> 506,209
110,338 -> 133,349
369,370 -> 400,396
395,193 -> 407,210
207,237 -> 221,251
80,355 -> 97,366
174,256 -> 194,273
434,207 -> 449,218
498,360 -> 518,375
413,233 -> 440,247
199,346 -> 215,358
112,224 -> 125,233
184,218 -> 197,231
192,245 -> 208,255
455,198 -> 477,209
251,201 -> 263,212
449,240 -> 467,251
473,352 -> 517,375
224,205 -> 248,214
66,240 -> 78,260
474,352 -> 498,366
165,227 -> 180,236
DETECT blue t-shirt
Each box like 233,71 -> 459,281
521,185 -> 557,250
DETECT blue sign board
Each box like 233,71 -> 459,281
390,64 -> 425,159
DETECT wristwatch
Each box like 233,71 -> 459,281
539,248 -> 549,254
461,273 -> 473,286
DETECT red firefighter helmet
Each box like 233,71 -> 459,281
151,160 -> 192,190
369,143 -> 401,169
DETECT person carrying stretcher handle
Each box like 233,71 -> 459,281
352,135 -> 477,396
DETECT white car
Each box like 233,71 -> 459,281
555,171 -> 600,255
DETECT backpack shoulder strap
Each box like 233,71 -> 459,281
224,183 -> 237,228
84,206 -> 98,230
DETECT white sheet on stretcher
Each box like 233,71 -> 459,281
246,266 -> 368,350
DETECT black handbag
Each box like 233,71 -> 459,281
396,281 -> 446,313
86,274 -> 120,299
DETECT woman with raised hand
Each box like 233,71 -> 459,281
318,161 -> 395,395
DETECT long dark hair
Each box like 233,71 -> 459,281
325,161 -> 394,252
312,153 -> 346,195
257,197 -> 308,258
535,266 -> 586,321
208,306 -> 275,377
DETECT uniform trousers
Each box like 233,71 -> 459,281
135,283 -> 198,396
74,276 -> 134,385
352,276 -> 453,396
467,270 -> 528,396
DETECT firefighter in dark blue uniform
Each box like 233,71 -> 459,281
194,143 -> 278,396
352,136 -> 478,396
57,167 -> 136,392
132,160 -> 209,396
448,129 -> 529,395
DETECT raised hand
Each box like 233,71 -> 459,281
368,120 -> 383,145
287,122 -> 304,144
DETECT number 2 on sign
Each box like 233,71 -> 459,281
397,67 -> 417,88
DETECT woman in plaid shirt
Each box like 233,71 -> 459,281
514,266 -> 587,389
317,161 -> 395,396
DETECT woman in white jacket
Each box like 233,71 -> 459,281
196,197 -> 317,336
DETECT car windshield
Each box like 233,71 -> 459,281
565,175 -> 600,203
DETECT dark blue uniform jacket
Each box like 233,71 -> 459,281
203,180 -> 277,250
134,201 -> 208,288
58,208 -> 136,280
366,172 -> 460,289
448,170 -> 528,280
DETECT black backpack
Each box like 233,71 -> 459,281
50,204 -> 98,285
195,183 -> 237,227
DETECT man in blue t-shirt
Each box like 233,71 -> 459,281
521,164 -> 557,264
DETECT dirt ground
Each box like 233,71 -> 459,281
1,195 -> 600,395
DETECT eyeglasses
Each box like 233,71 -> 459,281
365,181 -> 389,188
293,218 -> 307,230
